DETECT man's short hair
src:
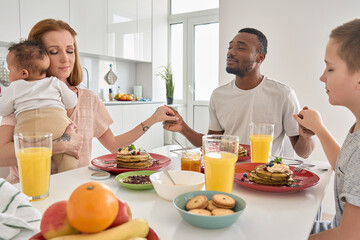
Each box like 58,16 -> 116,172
238,28 -> 268,54
8,39 -> 48,75
330,19 -> 360,73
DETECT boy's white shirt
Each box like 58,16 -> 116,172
0,76 -> 77,117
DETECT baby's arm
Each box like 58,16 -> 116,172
0,86 -> 15,116
57,80 -> 77,109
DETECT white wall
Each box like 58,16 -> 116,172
219,0 -> 360,215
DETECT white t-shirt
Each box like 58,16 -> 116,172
0,76 -> 77,117
208,76 -> 300,156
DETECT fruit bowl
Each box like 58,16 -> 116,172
173,190 -> 246,229
150,170 -> 205,201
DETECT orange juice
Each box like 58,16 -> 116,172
203,151 -> 237,193
250,134 -> 273,163
16,147 -> 51,199
181,151 -> 201,172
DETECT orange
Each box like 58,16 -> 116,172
120,95 -> 127,101
126,94 -> 133,101
66,182 -> 119,233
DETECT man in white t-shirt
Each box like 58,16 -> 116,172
164,28 -> 315,158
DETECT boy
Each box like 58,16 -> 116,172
294,19 -> 360,239
0,40 -> 78,173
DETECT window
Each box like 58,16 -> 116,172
171,0 -> 218,14
170,23 -> 183,100
194,23 -> 219,101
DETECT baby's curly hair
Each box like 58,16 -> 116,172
8,39 -> 49,76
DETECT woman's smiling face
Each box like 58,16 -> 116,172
42,30 -> 75,84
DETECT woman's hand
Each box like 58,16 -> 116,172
52,123 -> 83,158
150,105 -> 178,123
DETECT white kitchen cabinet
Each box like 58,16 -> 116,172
69,0 -> 107,55
0,0 -> 20,42
107,0 -> 152,61
91,103 -> 164,159
137,0 -> 152,62
19,0 -> 69,38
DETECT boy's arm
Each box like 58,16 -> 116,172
293,108 -> 340,169
309,203 -> 360,240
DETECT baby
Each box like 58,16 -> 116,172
0,39 -> 78,172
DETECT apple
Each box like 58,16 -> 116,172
108,198 -> 132,228
29,232 -> 46,240
40,201 -> 79,239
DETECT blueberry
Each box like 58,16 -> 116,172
118,147 -> 122,152
277,161 -> 281,164
131,151 -> 136,155
243,173 -> 248,177
265,163 -> 269,167
269,162 -> 274,167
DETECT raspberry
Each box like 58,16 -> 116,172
263,167 -> 267,170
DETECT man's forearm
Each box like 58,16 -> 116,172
293,135 -> 315,159
180,124 -> 204,147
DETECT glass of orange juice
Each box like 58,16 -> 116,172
181,149 -> 201,172
14,133 -> 52,201
249,123 -> 274,163
202,135 -> 239,193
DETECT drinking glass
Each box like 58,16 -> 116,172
14,133 -> 52,201
249,123 -> 274,163
202,135 -> 239,193
181,149 -> 201,172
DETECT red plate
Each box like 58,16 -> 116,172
238,144 -> 251,161
91,153 -> 171,173
234,163 -> 320,193
147,227 -> 160,240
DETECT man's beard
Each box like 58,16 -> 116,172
226,59 -> 254,77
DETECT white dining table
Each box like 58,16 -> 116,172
18,145 -> 334,240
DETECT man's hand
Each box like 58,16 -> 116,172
163,107 -> 185,133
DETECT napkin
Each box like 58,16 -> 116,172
0,178 -> 41,240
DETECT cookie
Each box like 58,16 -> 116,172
188,209 -> 212,216
206,200 -> 219,211
185,195 -> 208,210
212,208 -> 234,216
212,194 -> 236,209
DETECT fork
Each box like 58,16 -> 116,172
293,164 -> 305,173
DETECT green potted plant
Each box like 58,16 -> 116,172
157,65 -> 174,104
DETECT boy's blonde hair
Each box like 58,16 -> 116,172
330,19 -> 360,73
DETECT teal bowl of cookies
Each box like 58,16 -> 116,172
173,190 -> 246,229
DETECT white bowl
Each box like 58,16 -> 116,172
149,170 -> 205,201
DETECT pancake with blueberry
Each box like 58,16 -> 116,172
115,144 -> 152,168
248,158 -> 293,186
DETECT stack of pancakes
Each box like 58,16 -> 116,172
115,148 -> 153,169
238,144 -> 247,157
248,164 -> 293,186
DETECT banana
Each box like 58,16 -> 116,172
50,218 -> 149,240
